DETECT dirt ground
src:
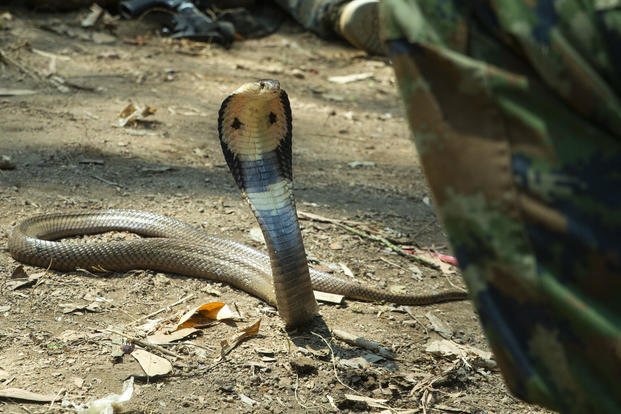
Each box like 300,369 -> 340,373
0,6 -> 553,414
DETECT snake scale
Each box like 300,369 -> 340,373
8,80 -> 468,328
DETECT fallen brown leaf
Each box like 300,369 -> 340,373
220,319 -> 261,358
6,266 -> 45,290
131,349 -> 173,377
344,394 -> 389,409
118,102 -> 157,127
175,302 -> 239,330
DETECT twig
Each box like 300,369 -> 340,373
293,374 -> 311,410
91,175 -> 121,187
331,329 -> 395,359
298,210 -> 362,226
32,48 -> 71,61
378,256 -> 407,271
432,405 -> 469,413
0,49 -> 40,81
129,293 -> 195,325
14,402 -> 33,414
338,222 -> 441,270
48,388 -> 65,410
410,218 -> 437,240
310,331 -> 358,394
403,308 -> 429,336
443,271 -> 467,293
62,79 -> 98,92
33,261 -> 53,290
299,210 -> 441,270
98,327 -> 185,360
180,341 -> 215,353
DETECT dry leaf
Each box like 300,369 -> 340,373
425,312 -> 453,339
175,302 -> 239,330
425,339 -> 495,369
81,3 -> 104,28
240,318 -> 261,336
238,393 -> 258,406
329,241 -> 343,250
131,349 -> 172,377
6,266 -> 44,290
249,227 -> 265,244
344,394 -> 389,409
136,318 -> 162,334
339,356 -> 370,369
118,102 -> 157,127
10,265 -> 27,279
338,352 -> 384,368
147,328 -> 198,345
0,388 -> 57,402
73,377 -> 85,388
338,262 -> 354,277
60,302 -> 102,314
220,319 -> 261,357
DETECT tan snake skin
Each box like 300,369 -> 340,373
8,80 -> 468,328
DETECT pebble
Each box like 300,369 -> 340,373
0,155 -> 15,170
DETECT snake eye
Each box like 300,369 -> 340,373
269,112 -> 277,124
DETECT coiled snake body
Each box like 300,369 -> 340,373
8,80 -> 467,328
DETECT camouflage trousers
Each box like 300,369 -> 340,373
272,0 -> 346,39
380,1 -> 621,413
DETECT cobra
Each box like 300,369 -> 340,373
8,80 -> 467,328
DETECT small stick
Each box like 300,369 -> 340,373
293,375 -> 311,410
378,256 -> 407,271
48,388 -> 65,410
91,175 -> 121,187
0,50 -> 40,81
99,327 -> 185,360
443,271 -> 467,293
331,329 -> 395,360
298,210 -> 362,226
15,403 -> 33,414
129,293 -> 195,325
179,341 -> 215,353
338,222 -> 440,270
310,331 -> 358,394
410,218 -> 436,240
299,210 -> 440,270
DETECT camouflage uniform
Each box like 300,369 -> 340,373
380,1 -> 621,412
272,0 -> 347,39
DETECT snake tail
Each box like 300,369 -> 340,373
218,80 -> 318,327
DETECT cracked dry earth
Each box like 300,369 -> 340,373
0,7 -> 552,414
